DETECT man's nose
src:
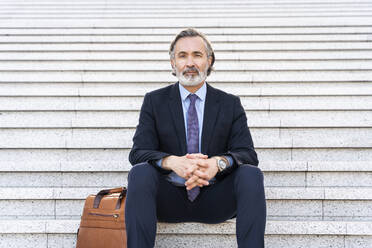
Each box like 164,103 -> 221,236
185,57 -> 195,67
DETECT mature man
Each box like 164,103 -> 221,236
125,28 -> 266,248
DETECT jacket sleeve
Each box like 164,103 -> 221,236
215,96 -> 259,180
128,93 -> 171,174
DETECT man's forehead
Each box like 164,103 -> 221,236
174,36 -> 206,54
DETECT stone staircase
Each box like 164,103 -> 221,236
0,0 -> 372,247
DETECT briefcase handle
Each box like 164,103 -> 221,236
93,187 -> 127,210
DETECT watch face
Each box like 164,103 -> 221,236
218,159 -> 227,170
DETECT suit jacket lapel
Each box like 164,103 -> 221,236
168,82 -> 187,155
201,83 -> 220,154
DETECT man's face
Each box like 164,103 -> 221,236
171,36 -> 212,87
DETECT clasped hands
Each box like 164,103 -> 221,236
162,153 -> 219,190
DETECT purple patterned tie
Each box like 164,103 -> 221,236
187,94 -> 200,201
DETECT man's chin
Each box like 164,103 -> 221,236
177,71 -> 208,87
179,79 -> 203,87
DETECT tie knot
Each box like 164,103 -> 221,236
188,94 -> 198,105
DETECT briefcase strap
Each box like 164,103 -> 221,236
93,187 -> 127,209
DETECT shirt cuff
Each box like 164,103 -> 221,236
156,159 -> 163,168
223,155 -> 234,167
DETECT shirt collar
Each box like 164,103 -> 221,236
178,82 -> 207,102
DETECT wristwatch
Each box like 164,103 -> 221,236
215,156 -> 228,172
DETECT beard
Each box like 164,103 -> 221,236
175,66 -> 208,86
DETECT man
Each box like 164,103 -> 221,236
125,28 -> 266,248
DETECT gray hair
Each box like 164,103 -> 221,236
169,28 -> 215,76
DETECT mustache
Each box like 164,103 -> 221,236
183,67 -> 199,75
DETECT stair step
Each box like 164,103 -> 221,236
1,187 -> 371,221
1,5 -> 370,11
1,27 -> 371,35
2,13 -> 370,19
1,186 -> 371,200
1,110 -> 371,128
2,0 -> 372,5
2,84 -> 372,96
5,1 -> 370,5
1,171 -> 372,187
1,161 -> 371,172
1,71 -> 372,84
0,219 -> 371,235
1,34 -> 371,43
1,128 -> 371,148
1,95 -> 372,111
0,148 -> 370,163
2,82 -> 372,95
0,219 -> 371,247
1,42 -> 372,51
1,17 -> 371,28
1,51 -> 372,61
3,199 -> 372,221
2,60 -> 372,71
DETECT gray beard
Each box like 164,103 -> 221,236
176,67 -> 208,86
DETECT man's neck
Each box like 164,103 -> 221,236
181,81 -> 205,94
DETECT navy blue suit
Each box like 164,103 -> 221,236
125,82 -> 266,247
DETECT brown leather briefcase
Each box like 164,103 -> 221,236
76,187 -> 127,248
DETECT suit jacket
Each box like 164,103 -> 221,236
129,82 -> 258,180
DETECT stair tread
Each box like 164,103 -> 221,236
1,186 -> 372,200
0,219 -> 371,235
1,161 -> 371,172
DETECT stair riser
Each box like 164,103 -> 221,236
1,128 -> 371,148
1,199 -> 371,221
1,172 -> 372,187
1,149 -> 372,163
0,234 -> 371,248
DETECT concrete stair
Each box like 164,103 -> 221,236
1,0 -> 372,247
1,185 -> 372,221
0,219 -> 372,248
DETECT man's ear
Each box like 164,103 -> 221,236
171,59 -> 176,74
208,56 -> 212,67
